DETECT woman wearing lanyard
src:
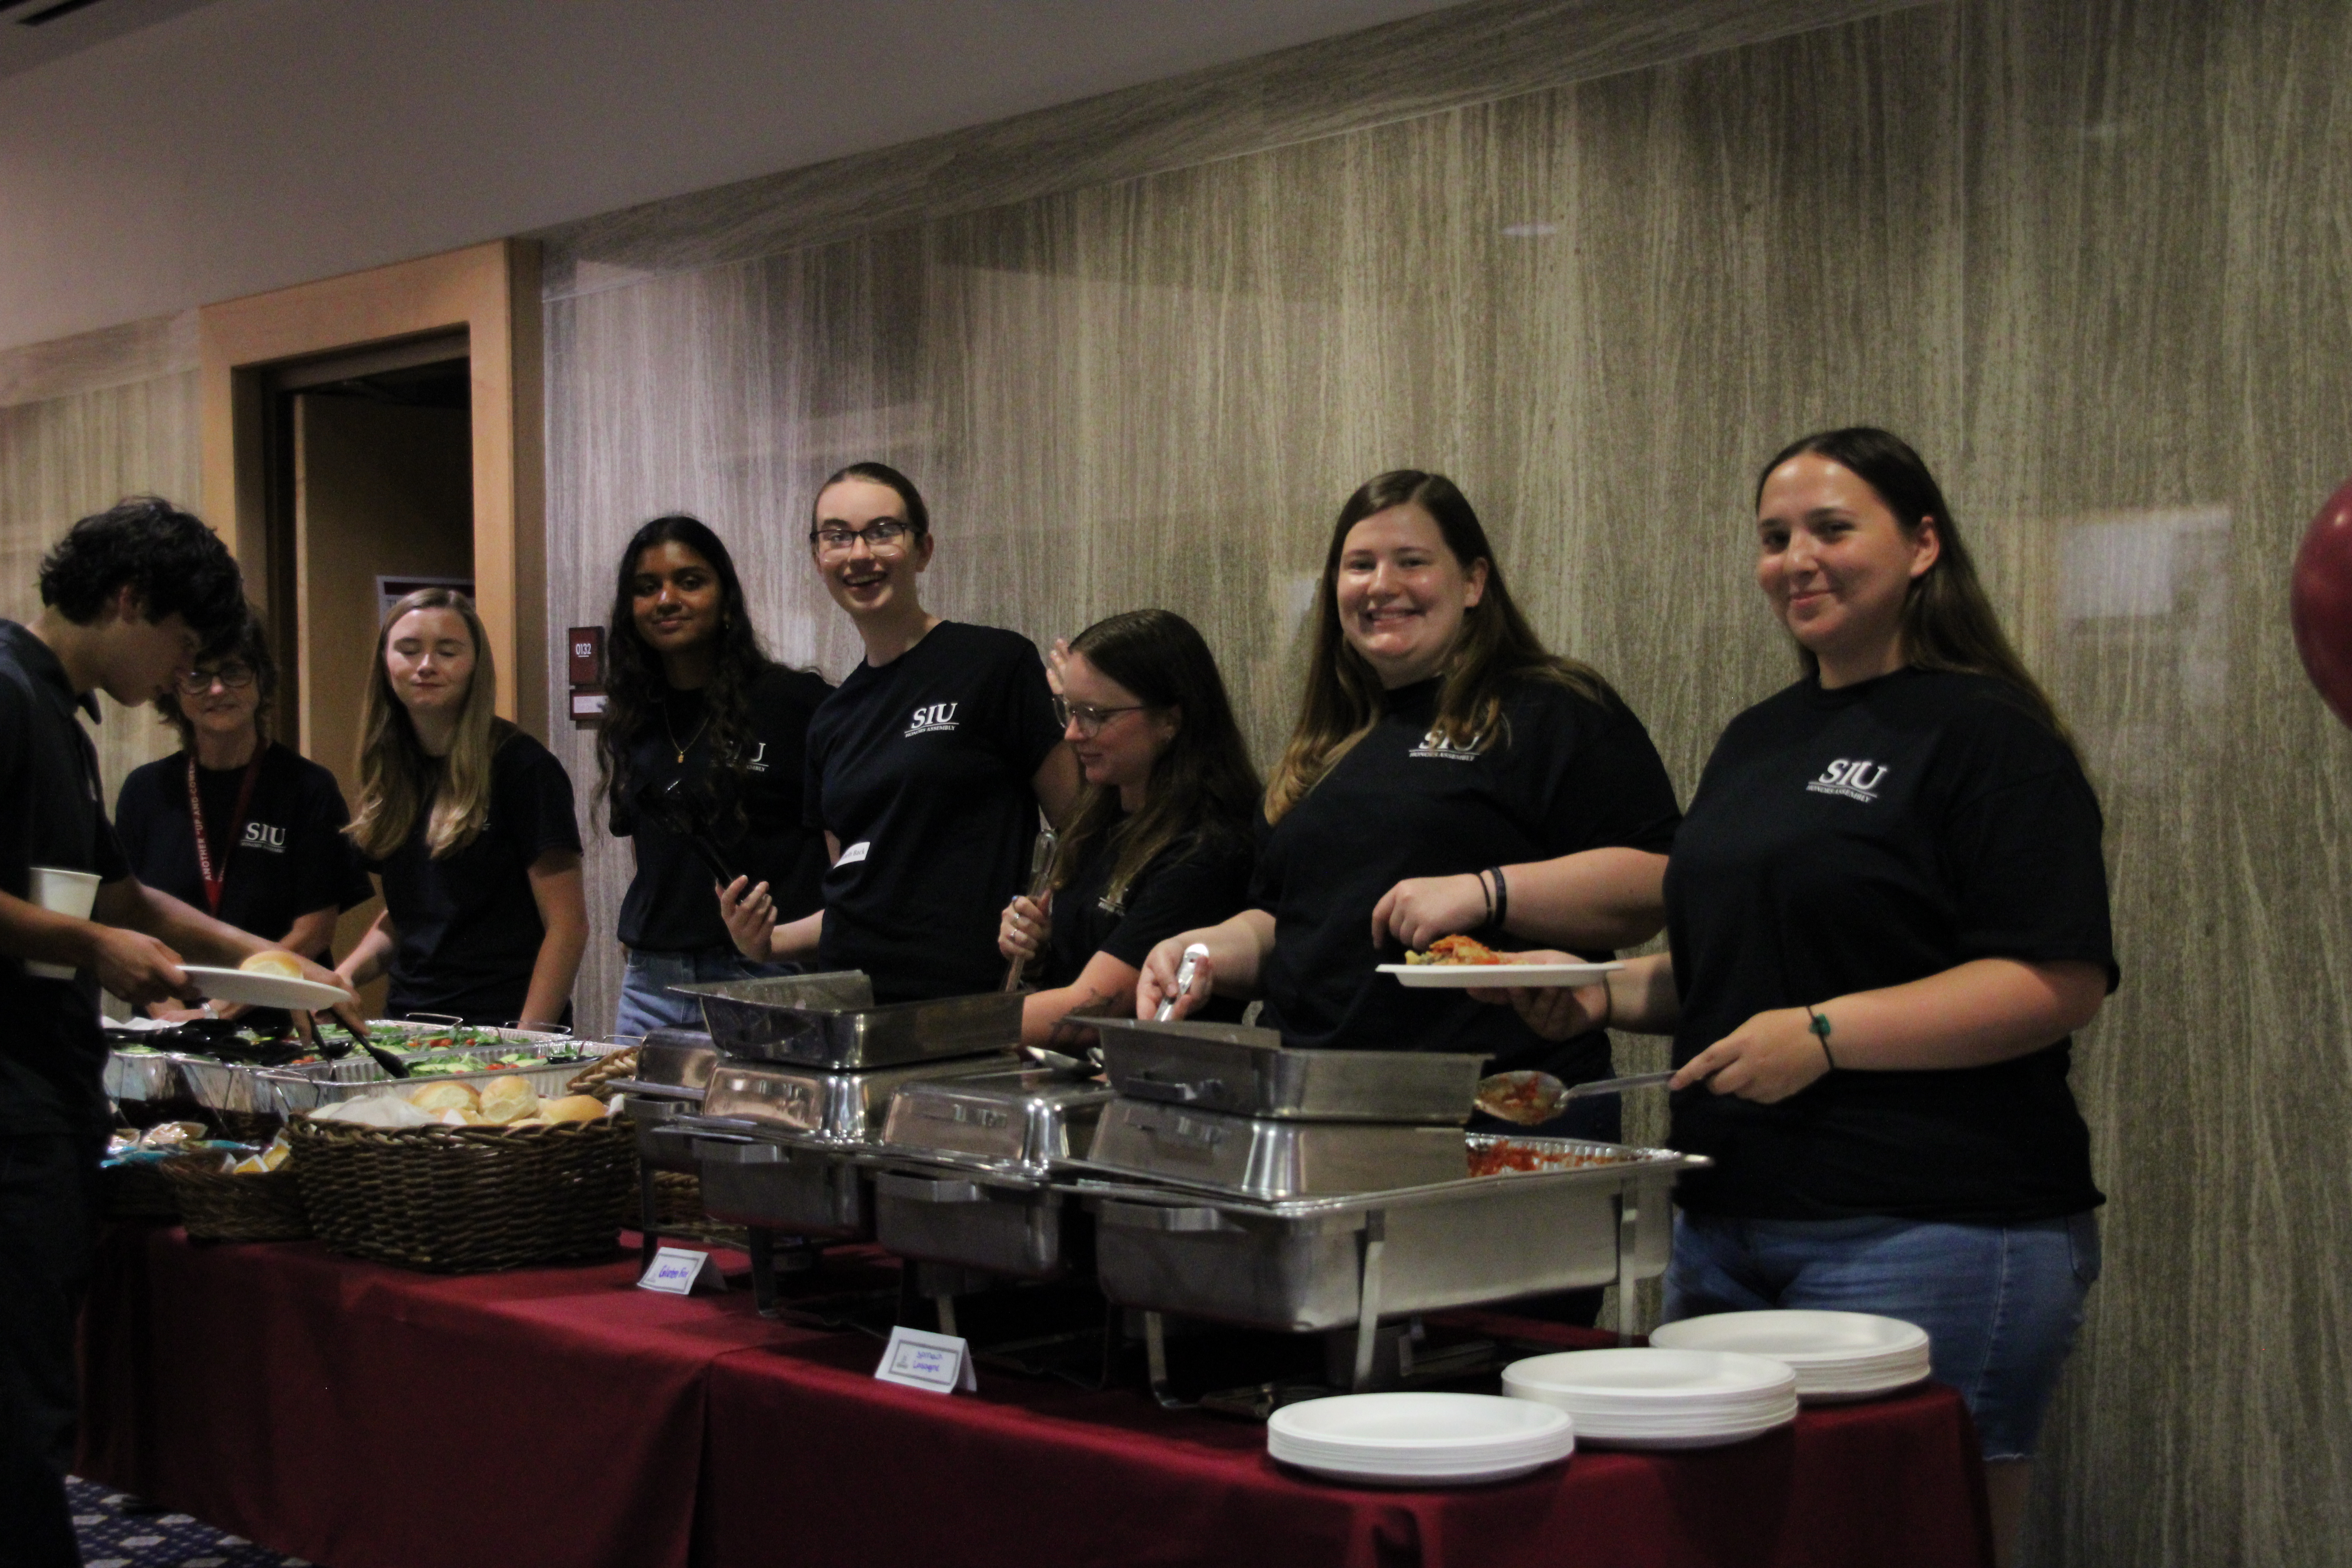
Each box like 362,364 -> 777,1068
336,589 -> 588,1027
1138,470 -> 1682,1144
1477,429 -> 2113,1565
720,462 -> 1079,1002
114,612 -> 373,1028
995,610 -> 1259,1044
600,515 -> 833,1036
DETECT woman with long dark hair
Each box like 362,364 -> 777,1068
336,588 -> 586,1027
598,515 -> 832,1036
1138,470 -> 1682,1145
1477,429 -> 2114,1564
996,610 -> 1258,1044
720,463 -> 1078,1001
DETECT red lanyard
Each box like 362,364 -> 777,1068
187,751 -> 264,916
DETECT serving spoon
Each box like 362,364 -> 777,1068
1474,1068 -> 1675,1125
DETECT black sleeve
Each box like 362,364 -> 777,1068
1532,690 -> 1682,857
93,810 -> 130,884
989,636 -> 1064,781
113,767 -> 156,872
802,720 -> 829,833
1945,758 -> 2118,991
292,766 -> 374,913
1097,835 -> 1256,970
502,742 -> 584,863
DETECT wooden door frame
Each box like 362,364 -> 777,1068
198,239 -> 547,736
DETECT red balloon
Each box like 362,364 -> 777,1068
2294,477 -> 2352,730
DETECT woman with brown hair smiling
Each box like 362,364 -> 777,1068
1138,469 -> 1681,1152
335,588 -> 587,1028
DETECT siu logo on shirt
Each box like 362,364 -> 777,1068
1806,759 -> 1889,804
240,822 -> 289,854
904,702 -> 960,738
1407,728 -> 1481,763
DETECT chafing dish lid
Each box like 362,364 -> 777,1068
881,1068 -> 1116,1168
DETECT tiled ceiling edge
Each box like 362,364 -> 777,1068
534,0 -> 1941,300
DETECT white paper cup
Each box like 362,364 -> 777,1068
26,866 -> 100,980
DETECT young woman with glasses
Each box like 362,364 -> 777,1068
720,463 -> 1080,1001
995,610 -> 1259,1045
113,610 -> 374,1030
1138,471 -> 1682,1156
597,515 -> 834,1036
336,588 -> 588,1027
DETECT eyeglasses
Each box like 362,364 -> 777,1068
808,520 -> 915,556
176,663 -> 256,696
1054,696 -> 1150,737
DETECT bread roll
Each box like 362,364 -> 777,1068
407,1081 -> 479,1114
539,1094 -> 607,1125
239,949 -> 305,979
475,1076 -> 541,1124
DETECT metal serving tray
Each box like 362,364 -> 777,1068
1078,1136 -> 1708,1371
103,1051 -> 189,1104
619,1093 -> 708,1173
1083,1098 -> 1468,1198
871,1168 -> 1089,1282
699,1054 -> 1017,1143
879,1069 -> 1117,1173
684,1122 -> 874,1239
638,1027 -> 718,1090
675,972 -> 1022,1068
1093,1018 -> 1482,1123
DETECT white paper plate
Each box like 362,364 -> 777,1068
180,964 -> 349,1011
1269,1394 -> 1575,1485
1647,1311 -> 1931,1401
1381,961 -> 1623,989
1503,1348 -> 1800,1402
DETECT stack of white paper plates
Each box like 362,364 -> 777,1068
1502,1349 -> 1799,1450
1267,1392 -> 1576,1485
1648,1311 -> 1932,1403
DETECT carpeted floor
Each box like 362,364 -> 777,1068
65,1477 -> 317,1568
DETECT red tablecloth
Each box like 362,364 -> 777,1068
79,1226 -> 1994,1568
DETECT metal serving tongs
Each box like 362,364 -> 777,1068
1472,1068 -> 1674,1125
1019,940 -> 1205,1076
1001,827 -> 1058,993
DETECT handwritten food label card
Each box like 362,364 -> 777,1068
874,1325 -> 977,1394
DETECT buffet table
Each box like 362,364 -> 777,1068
78,1224 -> 1995,1568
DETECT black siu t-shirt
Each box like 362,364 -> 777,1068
1663,668 -> 2117,1225
116,742 -> 375,955
611,666 -> 835,952
1251,675 -> 1681,1078
1043,820 -> 1256,1024
0,621 -> 132,1136
363,728 -> 583,1025
804,622 -> 1063,1002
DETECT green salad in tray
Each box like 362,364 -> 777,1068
312,1022 -> 586,1075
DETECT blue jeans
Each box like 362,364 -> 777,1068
1663,1208 -> 2101,1461
614,947 -> 799,1039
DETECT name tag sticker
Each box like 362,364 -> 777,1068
837,840 -> 871,866
637,1246 -> 725,1296
874,1325 -> 976,1395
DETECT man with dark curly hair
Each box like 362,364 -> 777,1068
0,497 -> 363,1566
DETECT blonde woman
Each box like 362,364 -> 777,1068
337,589 -> 587,1027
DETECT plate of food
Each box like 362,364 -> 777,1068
180,951 -> 349,1011
1379,935 -> 1621,988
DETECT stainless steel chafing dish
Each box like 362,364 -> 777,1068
680,1054 -> 1017,1240
609,1029 -> 721,1176
1079,1135 -> 1710,1387
1082,1097 -> 1468,1198
673,972 -> 1023,1067
1092,1018 -> 1482,1122
865,1069 -> 1118,1280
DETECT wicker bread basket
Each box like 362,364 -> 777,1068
286,1116 -> 634,1272
160,1153 -> 311,1243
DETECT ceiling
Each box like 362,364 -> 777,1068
0,0 -> 226,80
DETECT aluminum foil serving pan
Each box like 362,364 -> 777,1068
674,972 -> 1024,1068
253,1040 -> 626,1114
1077,1137 -> 1706,1338
103,1050 -> 191,1105
1091,1018 -> 1482,1124
1081,1098 -> 1469,1198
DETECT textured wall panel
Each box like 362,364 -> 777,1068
544,3 -> 2352,1562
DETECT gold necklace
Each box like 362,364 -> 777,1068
662,700 -> 710,764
